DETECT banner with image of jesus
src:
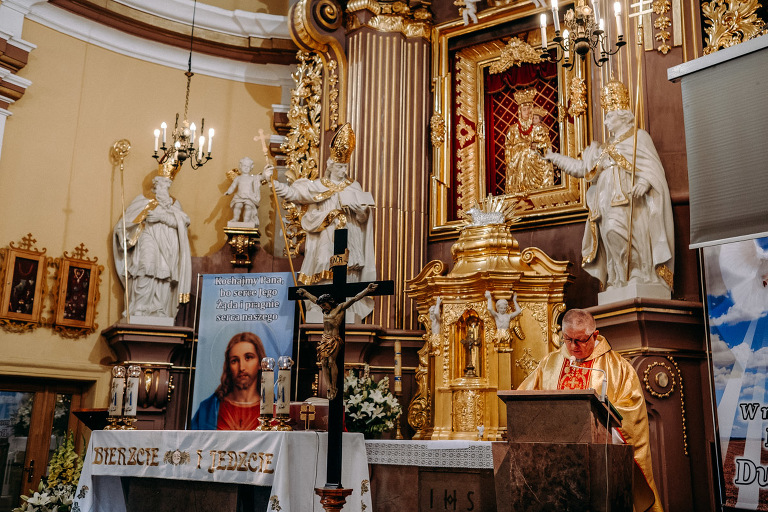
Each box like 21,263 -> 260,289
704,236 -> 768,509
190,272 -> 295,430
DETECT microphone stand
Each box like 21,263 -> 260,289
568,356 -> 608,403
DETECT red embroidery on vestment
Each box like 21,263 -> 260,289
557,358 -> 594,390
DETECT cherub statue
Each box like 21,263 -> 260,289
225,156 -> 263,227
485,290 -> 524,347
295,283 -> 379,400
429,296 -> 442,338
455,0 -> 479,25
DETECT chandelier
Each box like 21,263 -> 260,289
539,0 -> 626,68
152,0 -> 213,169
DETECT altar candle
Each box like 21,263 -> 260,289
261,357 -> 276,417
551,0 -> 561,32
394,340 -> 402,393
123,365 -> 141,417
161,122 -> 167,145
540,14 -> 548,50
108,365 -> 126,417
153,129 -> 160,152
276,356 -> 293,415
614,2 -> 623,38
207,128 -> 214,153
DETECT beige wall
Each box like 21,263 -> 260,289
0,21 -> 282,406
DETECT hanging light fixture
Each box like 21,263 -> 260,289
152,0 -> 213,169
539,0 -> 626,68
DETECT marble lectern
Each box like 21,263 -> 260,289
494,390 -> 634,511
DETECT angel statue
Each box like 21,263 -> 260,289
485,290 -> 524,349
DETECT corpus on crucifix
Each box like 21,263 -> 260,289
288,228 -> 394,497
460,318 -> 481,377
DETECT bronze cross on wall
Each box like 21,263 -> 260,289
288,228 -> 394,490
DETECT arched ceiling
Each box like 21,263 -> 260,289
48,0 -> 297,65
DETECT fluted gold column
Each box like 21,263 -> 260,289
346,27 -> 430,330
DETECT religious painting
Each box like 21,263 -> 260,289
0,247 -> 46,323
429,11 -> 590,239
703,236 -> 768,510
53,249 -> 102,335
190,273 -> 296,430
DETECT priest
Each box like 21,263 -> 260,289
519,309 -> 664,512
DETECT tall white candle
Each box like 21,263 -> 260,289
198,136 -> 205,160
540,14 -> 548,50
260,358 -> 275,417
153,129 -> 160,152
123,365 -> 141,417
207,128 -> 214,153
563,29 -> 570,60
190,122 -> 196,143
276,356 -> 293,415
614,2 -> 624,37
161,122 -> 167,145
591,0 -> 601,25
551,0 -> 561,32
108,366 -> 126,417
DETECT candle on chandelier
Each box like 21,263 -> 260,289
208,128 -> 214,153
161,122 -> 167,145
153,129 -> 160,152
190,122 -> 197,144
563,29 -> 570,60
614,1 -> 624,37
551,0 -> 561,32
123,365 -> 141,417
276,356 -> 293,415
198,136 -> 205,160
591,0 -> 601,26
540,13 -> 548,50
261,357 -> 275,417
108,365 -> 126,417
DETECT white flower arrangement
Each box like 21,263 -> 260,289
14,432 -> 83,512
343,365 -> 402,436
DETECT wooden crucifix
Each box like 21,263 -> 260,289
288,228 -> 394,494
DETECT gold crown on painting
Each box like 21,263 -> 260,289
329,123 -> 356,164
600,79 -> 631,112
513,88 -> 537,105
157,160 -> 182,180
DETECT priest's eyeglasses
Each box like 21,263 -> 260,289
562,330 -> 595,345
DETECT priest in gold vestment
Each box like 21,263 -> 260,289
519,309 -> 664,512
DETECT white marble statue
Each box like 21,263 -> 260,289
225,156 -> 263,227
485,290 -> 523,345
544,79 -> 674,302
113,163 -> 192,324
429,296 -> 442,337
264,123 -> 376,323
458,0 -> 479,25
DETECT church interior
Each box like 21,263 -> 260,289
1,0 -> 767,511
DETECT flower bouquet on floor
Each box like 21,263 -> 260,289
14,431 -> 83,512
343,365 -> 402,438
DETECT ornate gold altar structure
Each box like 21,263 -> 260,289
406,215 -> 573,440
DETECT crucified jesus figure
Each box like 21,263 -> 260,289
296,283 -> 379,399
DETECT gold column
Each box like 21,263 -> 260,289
346,26 -> 431,330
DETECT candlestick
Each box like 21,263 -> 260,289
614,2 -> 623,38
276,356 -> 294,431
123,365 -> 141,417
394,341 -> 402,394
540,14 -> 548,50
257,357 -> 275,430
108,365 -> 126,418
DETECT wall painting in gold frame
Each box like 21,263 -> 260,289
430,6 -> 591,240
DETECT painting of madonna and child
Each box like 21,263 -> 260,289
190,272 -> 295,430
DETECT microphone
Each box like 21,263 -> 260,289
568,355 -> 608,403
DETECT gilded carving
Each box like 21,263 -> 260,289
525,301 -> 548,340
327,59 -> 340,130
452,389 -> 484,432
407,335 -> 432,435
701,0 -> 766,54
567,76 -> 587,119
346,0 -> 432,40
515,348 -> 539,379
488,37 -> 542,75
653,0 -> 673,54
430,113 -> 446,147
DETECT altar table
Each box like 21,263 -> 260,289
74,430 -> 372,512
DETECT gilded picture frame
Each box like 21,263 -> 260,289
429,7 -> 591,240
53,246 -> 103,336
0,247 -> 46,324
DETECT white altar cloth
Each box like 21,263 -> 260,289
364,440 -> 494,469
74,430 -> 372,512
